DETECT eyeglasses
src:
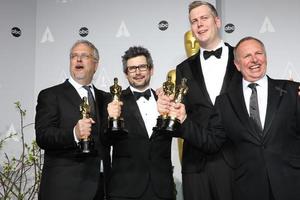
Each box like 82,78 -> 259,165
70,53 -> 94,61
127,64 -> 149,73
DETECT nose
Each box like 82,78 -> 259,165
76,56 -> 82,62
250,55 -> 258,63
135,67 -> 141,74
253,56 -> 258,62
197,20 -> 203,27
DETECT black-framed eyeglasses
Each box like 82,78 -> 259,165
126,64 -> 149,73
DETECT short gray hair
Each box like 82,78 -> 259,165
70,40 -> 99,62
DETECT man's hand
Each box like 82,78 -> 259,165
75,118 -> 95,140
156,91 -> 173,115
169,102 -> 187,123
298,86 -> 300,96
107,100 -> 123,118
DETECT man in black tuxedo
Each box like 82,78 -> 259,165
35,40 -> 110,200
160,36 -> 300,200
168,1 -> 241,200
105,46 -> 175,200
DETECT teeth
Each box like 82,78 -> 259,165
250,65 -> 259,69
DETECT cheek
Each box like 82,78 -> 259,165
127,74 -> 134,82
191,24 -> 198,32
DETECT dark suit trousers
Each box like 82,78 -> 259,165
109,182 -> 175,200
182,152 -> 233,200
93,173 -> 105,200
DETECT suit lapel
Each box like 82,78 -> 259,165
62,80 -> 83,110
93,86 -> 106,135
228,80 -> 262,142
189,51 -> 213,105
151,88 -> 158,101
220,44 -> 240,94
263,78 -> 285,139
123,87 -> 148,138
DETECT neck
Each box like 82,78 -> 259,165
77,80 -> 92,86
201,37 -> 221,50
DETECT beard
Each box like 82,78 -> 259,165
129,77 -> 151,90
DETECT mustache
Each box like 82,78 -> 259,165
133,75 -> 145,79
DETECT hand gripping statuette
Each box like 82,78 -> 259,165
79,97 -> 94,153
156,76 -> 188,132
108,77 -> 127,134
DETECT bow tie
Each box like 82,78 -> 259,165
203,47 -> 222,60
133,89 -> 151,100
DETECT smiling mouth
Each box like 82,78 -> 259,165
198,30 -> 207,35
134,76 -> 144,80
250,64 -> 260,70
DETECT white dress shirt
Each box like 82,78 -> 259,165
68,77 -> 95,100
130,86 -> 159,138
242,75 -> 268,129
200,40 -> 229,104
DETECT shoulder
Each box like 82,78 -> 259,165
268,77 -> 299,99
120,87 -> 132,98
177,51 -> 200,69
269,76 -> 298,86
38,81 -> 69,97
94,87 -> 109,95
94,87 -> 111,102
225,42 -> 234,49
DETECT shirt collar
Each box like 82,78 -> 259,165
242,75 -> 268,90
130,86 -> 151,93
68,76 -> 93,89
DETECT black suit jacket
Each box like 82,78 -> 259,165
176,43 -> 241,173
181,77 -> 300,200
35,80 -> 111,200
104,87 -> 175,199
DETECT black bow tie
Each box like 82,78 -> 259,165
133,89 -> 151,100
203,47 -> 222,60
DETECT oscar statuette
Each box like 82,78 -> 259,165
79,97 -> 94,153
155,74 -> 175,130
157,77 -> 188,132
108,78 -> 126,133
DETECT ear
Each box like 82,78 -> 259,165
215,16 -> 221,29
234,60 -> 241,72
150,67 -> 154,76
94,62 -> 99,73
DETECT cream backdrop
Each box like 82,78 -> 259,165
1,0 -> 300,200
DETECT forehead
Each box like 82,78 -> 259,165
237,40 -> 264,53
189,5 -> 212,19
127,55 -> 147,66
72,43 -> 92,53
